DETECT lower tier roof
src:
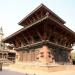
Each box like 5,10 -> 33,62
3,15 -> 75,43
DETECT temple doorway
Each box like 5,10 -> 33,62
53,48 -> 68,64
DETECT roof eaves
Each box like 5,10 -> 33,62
18,3 -> 44,25
3,15 -> 49,42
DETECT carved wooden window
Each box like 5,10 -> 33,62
40,55 -> 44,57
48,52 -> 51,54
40,52 -> 44,54
36,57 -> 39,59
48,55 -> 51,58
40,52 -> 44,57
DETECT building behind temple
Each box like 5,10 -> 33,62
0,27 -> 15,63
0,27 -> 5,50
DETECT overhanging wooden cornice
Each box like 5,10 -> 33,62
14,40 -> 72,51
48,16 -> 75,38
3,15 -> 49,42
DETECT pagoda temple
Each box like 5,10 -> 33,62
3,4 -> 75,64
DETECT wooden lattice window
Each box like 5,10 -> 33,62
40,52 -> 44,54
48,55 -> 51,58
40,55 -> 44,57
48,52 -> 51,54
36,57 -> 39,59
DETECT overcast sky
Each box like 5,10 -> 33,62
0,0 -> 75,38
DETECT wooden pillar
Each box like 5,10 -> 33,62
0,53 -> 2,58
16,51 -> 23,62
68,50 -> 72,64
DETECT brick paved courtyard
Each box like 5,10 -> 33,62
0,65 -> 75,75
0,69 -> 34,75
0,69 -> 75,75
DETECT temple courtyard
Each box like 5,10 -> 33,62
1,66 -> 75,75
0,69 -> 26,75
0,63 -> 75,75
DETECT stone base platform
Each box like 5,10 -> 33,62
9,62 -> 75,73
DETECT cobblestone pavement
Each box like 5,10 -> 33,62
1,69 -> 75,75
1,66 -> 75,75
0,69 -> 33,75
0,69 -> 75,75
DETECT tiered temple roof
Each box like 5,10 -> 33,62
3,4 -> 75,43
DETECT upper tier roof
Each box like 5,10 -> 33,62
18,3 -> 65,26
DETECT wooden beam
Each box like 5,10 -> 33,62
40,10 -> 43,18
16,36 -> 22,43
48,28 -> 52,40
28,18 -> 32,24
25,20 -> 30,25
32,15 -> 36,22
35,13 -> 40,20
35,30 -> 43,41
22,33 -> 30,44
27,31 -> 35,43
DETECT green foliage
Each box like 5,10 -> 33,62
71,53 -> 75,60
